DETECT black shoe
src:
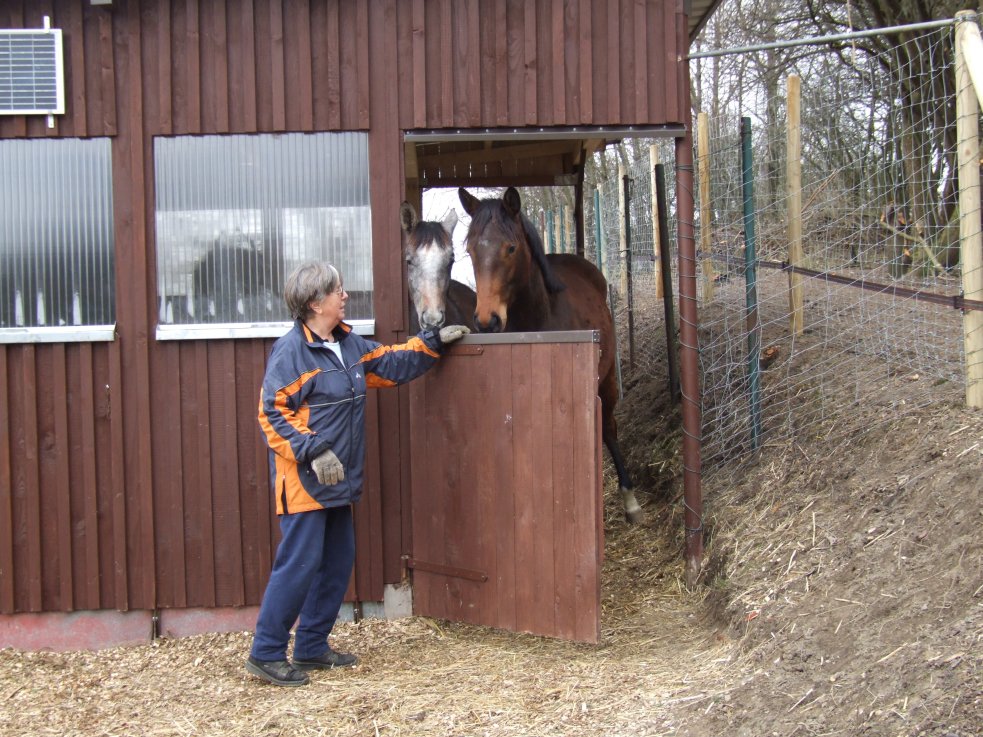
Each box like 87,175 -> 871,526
245,656 -> 311,686
292,646 -> 358,670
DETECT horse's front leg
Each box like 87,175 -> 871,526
603,429 -> 642,525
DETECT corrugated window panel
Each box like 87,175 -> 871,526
154,132 -> 373,337
0,137 -> 114,337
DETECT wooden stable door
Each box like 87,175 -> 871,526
407,332 -> 603,643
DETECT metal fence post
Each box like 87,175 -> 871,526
741,116 -> 763,450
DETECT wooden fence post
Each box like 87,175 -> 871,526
787,74 -> 804,336
650,144 -> 664,298
956,11 -> 983,409
697,113 -> 715,302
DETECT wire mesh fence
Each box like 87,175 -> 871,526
578,16 -> 982,479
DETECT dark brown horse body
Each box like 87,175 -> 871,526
459,187 -> 641,524
400,201 -> 477,332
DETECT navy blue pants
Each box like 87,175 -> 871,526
250,504 -> 355,662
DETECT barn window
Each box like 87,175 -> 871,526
154,132 -> 373,339
0,137 -> 115,343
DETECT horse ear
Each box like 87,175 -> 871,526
503,187 -> 522,219
441,208 -> 458,236
400,201 -> 418,233
459,187 -> 480,216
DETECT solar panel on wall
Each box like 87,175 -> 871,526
0,27 -> 65,116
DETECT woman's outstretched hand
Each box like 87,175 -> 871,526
438,325 -> 471,344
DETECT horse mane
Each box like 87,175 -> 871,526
520,214 -> 566,294
407,220 -> 452,250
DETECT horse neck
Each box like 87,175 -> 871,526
511,258 -> 554,331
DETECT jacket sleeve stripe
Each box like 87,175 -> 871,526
357,336 -> 439,363
258,369 -> 321,461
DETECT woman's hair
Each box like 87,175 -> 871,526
283,261 -> 341,320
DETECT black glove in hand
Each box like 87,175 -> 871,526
439,325 -> 471,345
311,449 -> 344,485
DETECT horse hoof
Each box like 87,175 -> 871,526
625,508 -> 645,525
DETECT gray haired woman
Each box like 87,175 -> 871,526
248,261 -> 468,686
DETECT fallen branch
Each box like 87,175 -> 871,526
877,220 -> 945,274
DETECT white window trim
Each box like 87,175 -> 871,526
0,325 -> 116,344
156,319 -> 375,341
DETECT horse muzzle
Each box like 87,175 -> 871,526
419,308 -> 446,331
473,311 -> 503,333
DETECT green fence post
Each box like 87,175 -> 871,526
741,116 -> 763,450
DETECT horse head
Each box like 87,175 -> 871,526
401,201 -> 458,330
459,186 -> 564,333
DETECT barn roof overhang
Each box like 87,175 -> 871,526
400,0 -> 727,195
405,125 -> 684,190
688,0 -> 727,42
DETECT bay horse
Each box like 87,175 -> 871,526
400,201 -> 477,332
458,187 -> 642,524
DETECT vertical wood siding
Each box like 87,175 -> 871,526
394,0 -> 683,129
0,0 -> 685,616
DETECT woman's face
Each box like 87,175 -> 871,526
309,282 -> 348,329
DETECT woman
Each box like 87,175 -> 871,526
247,261 -> 469,686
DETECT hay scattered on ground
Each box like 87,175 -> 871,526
2,287 -> 981,736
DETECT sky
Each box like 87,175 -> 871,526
421,187 -> 502,290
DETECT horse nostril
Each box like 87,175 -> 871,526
475,313 -> 502,333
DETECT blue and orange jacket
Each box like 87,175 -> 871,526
258,319 -> 444,514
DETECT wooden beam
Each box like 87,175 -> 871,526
416,140 -> 581,169
418,174 -> 574,188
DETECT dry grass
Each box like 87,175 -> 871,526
3,285 -> 981,736
0,483 -> 743,737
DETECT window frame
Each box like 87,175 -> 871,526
152,131 -> 375,341
0,135 -> 116,345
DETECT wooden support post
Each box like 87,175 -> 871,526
697,113 -> 715,301
787,75 -> 804,336
650,144 -> 664,298
956,11 -> 983,409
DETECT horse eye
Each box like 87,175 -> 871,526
507,244 -> 517,255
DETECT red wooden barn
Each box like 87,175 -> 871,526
0,0 -> 718,649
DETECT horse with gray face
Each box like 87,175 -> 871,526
400,201 -> 477,332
